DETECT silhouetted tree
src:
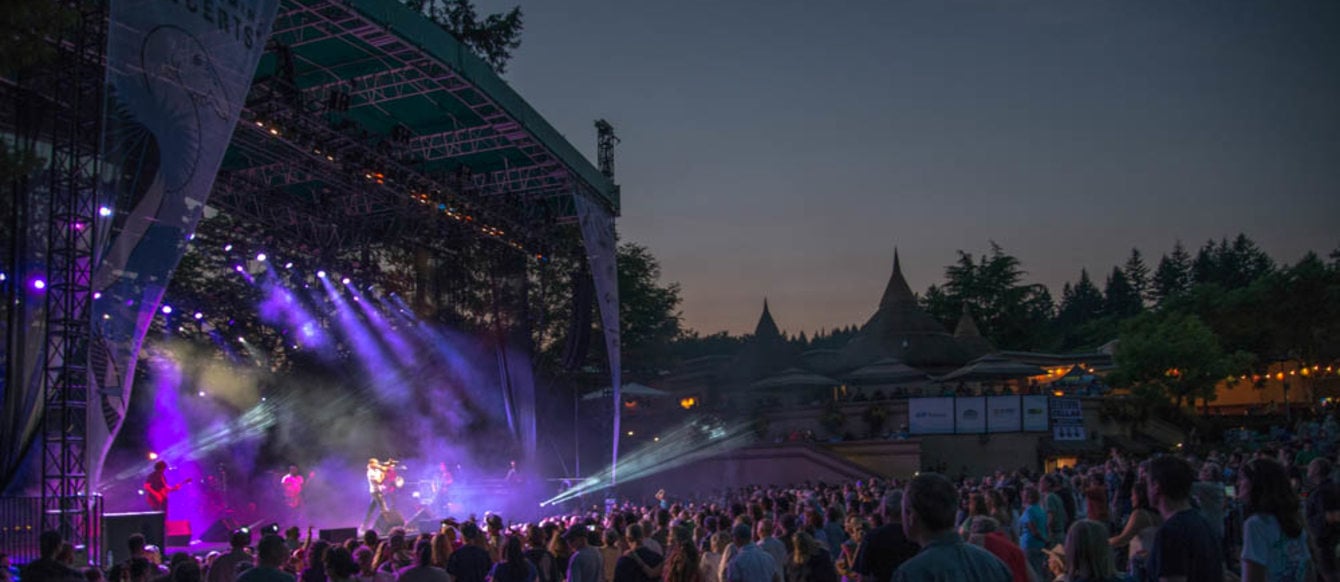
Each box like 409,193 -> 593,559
1104,267 -> 1143,319
1123,248 -> 1151,305
1152,241 -> 1192,306
402,0 -> 523,74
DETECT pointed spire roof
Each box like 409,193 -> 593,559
954,304 -> 983,338
879,248 -> 916,308
754,299 -> 781,340
954,304 -> 996,358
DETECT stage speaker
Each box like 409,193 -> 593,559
166,520 -> 192,547
199,517 -> 240,543
319,527 -> 358,544
374,510 -> 404,533
104,512 -> 165,565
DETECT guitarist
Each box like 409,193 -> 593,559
144,461 -> 190,515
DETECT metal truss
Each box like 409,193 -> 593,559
40,0 -> 106,555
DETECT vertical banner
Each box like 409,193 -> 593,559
986,395 -> 1022,433
955,396 -> 986,434
87,0 -> 278,486
1022,395 -> 1050,432
908,397 -> 955,435
1050,397 -> 1086,441
574,193 -> 621,481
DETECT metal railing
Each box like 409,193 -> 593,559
0,495 -> 104,565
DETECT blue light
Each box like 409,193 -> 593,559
316,270 -> 326,279
98,206 -> 112,217
161,305 -> 173,314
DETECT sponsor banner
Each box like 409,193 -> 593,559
986,395 -> 1022,433
908,397 -> 956,435
956,397 -> 986,434
1022,395 -> 1050,432
1050,397 -> 1086,441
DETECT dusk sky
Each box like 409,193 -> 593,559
482,0 -> 1340,337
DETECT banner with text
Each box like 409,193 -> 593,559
955,397 -> 986,434
1022,395 -> 1050,432
88,0 -> 279,486
1050,397 -> 1086,441
909,397 -> 956,435
986,395 -> 1022,433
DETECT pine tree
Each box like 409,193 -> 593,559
1104,267 -> 1142,318
1123,248 -> 1151,305
1152,241 -> 1192,306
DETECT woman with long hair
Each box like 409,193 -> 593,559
547,529 -> 572,581
986,490 -> 1017,543
489,536 -> 537,582
698,532 -> 729,582
786,531 -> 837,582
523,526 -> 557,582
1062,520 -> 1121,582
958,493 -> 991,539
834,517 -> 868,582
663,526 -> 701,582
1239,458 -> 1313,582
325,547 -> 361,582
1108,478 -> 1161,581
431,532 -> 455,570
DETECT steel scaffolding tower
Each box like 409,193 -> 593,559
40,0 -> 106,550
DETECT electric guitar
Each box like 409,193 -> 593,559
145,478 -> 192,511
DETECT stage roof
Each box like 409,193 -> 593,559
216,0 -> 618,249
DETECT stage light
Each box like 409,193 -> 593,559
234,265 -> 244,273
341,277 -> 350,285
237,337 -> 246,343
224,244 -> 233,251
198,391 -> 206,397
0,273 -> 5,281
148,452 -> 159,460
317,271 -> 326,278
31,279 -> 46,291
284,262 -> 293,269
99,206 -> 112,217
93,292 -> 101,299
102,314 -> 110,320
161,305 -> 173,314
194,312 -> 203,320
256,253 -> 267,262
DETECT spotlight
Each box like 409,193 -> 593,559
284,262 -> 293,269
197,391 -> 205,397
237,337 -> 246,343
93,292 -> 101,299
0,273 -> 5,281
341,277 -> 350,285
99,206 -> 112,217
256,253 -> 267,262
147,452 -> 159,460
161,305 -> 172,314
316,271 -> 326,278
194,312 -> 203,320
31,279 -> 46,291
234,265 -> 244,273
224,244 -> 233,251
188,233 -> 196,240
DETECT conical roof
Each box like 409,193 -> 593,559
841,250 -> 969,370
954,304 -> 995,359
755,299 -> 781,340
937,354 -> 1045,383
728,299 -> 802,385
845,357 -> 930,385
749,368 -> 840,392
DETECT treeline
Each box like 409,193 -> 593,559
673,235 -> 1340,375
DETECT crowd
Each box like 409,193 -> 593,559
11,415 -> 1340,582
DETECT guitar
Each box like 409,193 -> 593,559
145,478 -> 192,511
